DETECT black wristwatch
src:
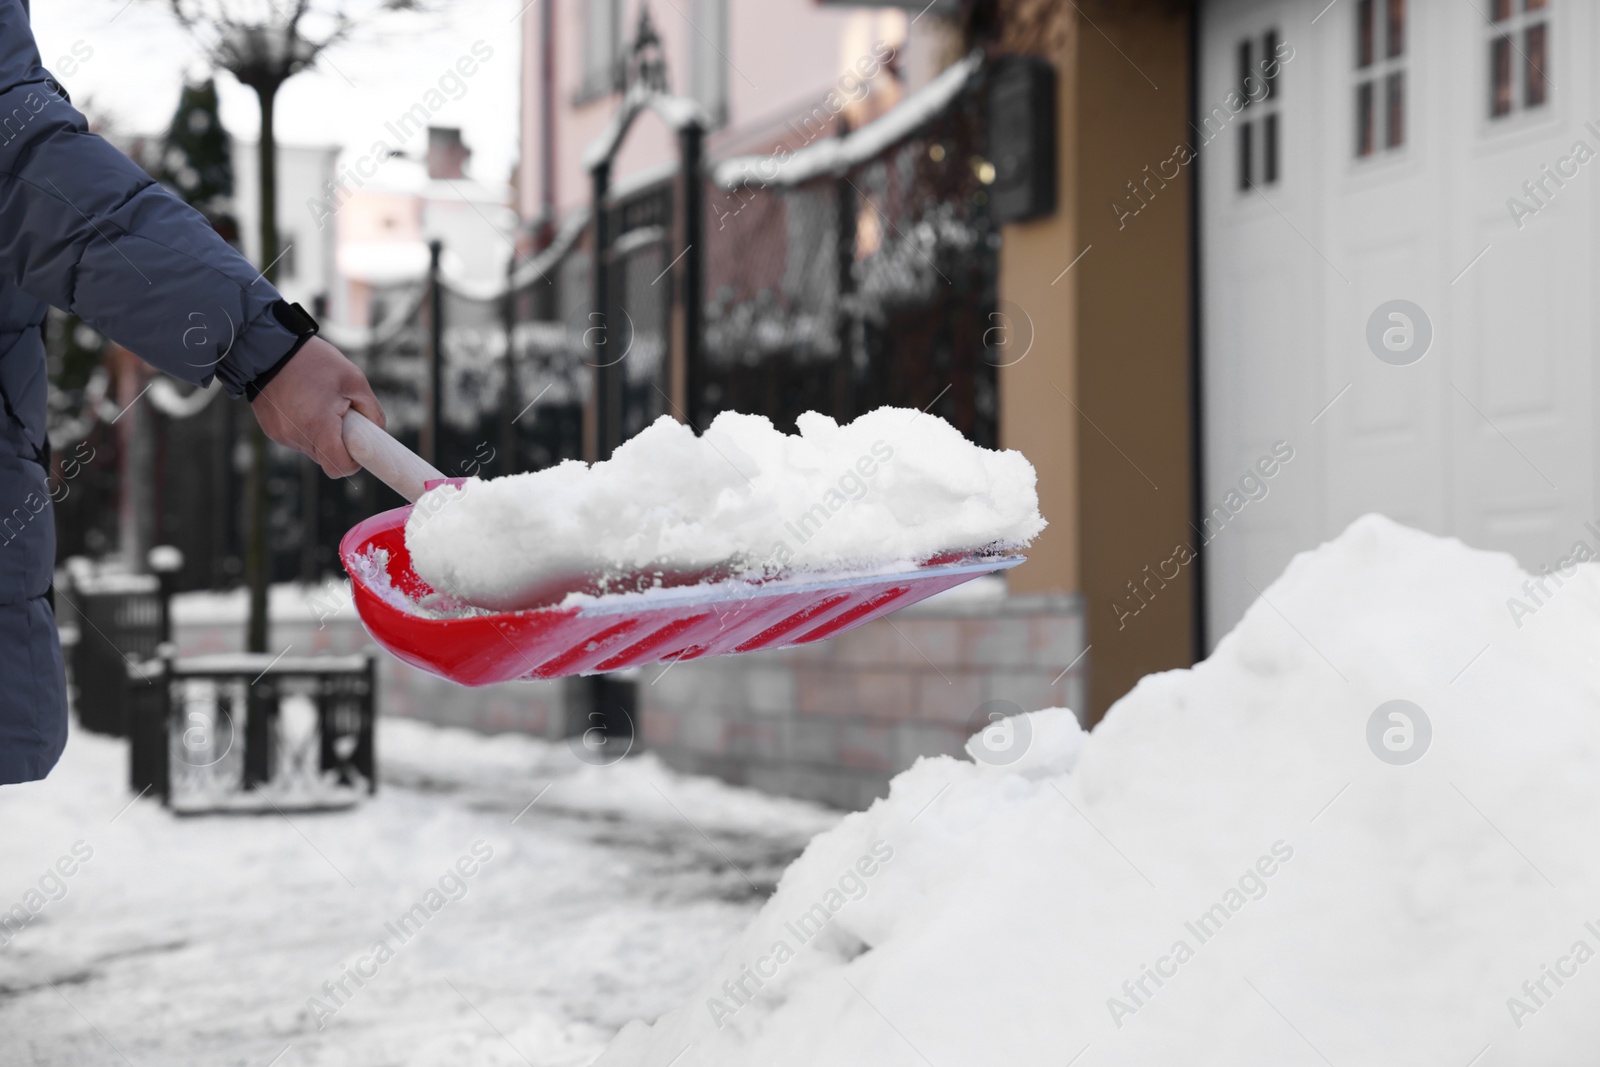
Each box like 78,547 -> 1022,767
245,300 -> 320,401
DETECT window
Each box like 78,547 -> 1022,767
1488,0 -> 1550,118
1237,29 -> 1284,190
581,0 -> 621,100
690,0 -> 729,128
1355,0 -> 1406,157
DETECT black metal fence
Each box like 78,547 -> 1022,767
128,651 -> 376,812
701,83 -> 1001,445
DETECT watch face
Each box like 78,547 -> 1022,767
272,300 -> 319,337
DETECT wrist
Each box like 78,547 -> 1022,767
245,301 -> 320,402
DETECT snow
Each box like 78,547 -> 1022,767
349,545 -> 495,621
320,286 -> 428,352
380,719 -> 837,842
157,652 -> 371,674
582,86 -> 712,172
0,717 -> 838,1064
711,51 -> 984,191
146,378 -> 222,420
505,206 -> 591,294
405,408 -> 1045,611
337,240 -> 435,287
61,558 -> 157,596
170,581 -> 352,626
32,514 -> 1600,1062
591,515 -> 1600,1065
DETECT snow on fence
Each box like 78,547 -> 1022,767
127,650 -> 377,814
701,51 -> 999,446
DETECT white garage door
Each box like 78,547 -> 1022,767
1198,0 -> 1596,645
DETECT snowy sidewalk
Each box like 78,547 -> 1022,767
0,719 -> 837,1066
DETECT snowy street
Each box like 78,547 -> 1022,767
0,720 -> 838,1066
11,0 -> 1600,1062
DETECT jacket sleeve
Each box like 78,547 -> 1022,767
0,0 -> 300,398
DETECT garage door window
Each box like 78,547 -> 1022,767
1237,29 -> 1283,190
1490,0 -> 1551,118
1355,0 -> 1406,157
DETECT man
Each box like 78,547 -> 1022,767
0,0 -> 385,783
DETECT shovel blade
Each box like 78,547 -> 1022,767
340,506 -> 1023,686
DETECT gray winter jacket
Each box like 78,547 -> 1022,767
1,0 -> 300,782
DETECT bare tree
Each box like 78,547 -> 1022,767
160,0 -> 423,651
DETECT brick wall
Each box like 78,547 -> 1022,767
641,592 -> 1087,809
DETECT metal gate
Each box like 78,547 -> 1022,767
600,181 -> 673,446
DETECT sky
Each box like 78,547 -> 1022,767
27,0 -> 523,190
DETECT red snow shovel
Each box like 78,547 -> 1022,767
337,411 -> 1025,686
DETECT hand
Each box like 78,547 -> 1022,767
249,337 -> 386,478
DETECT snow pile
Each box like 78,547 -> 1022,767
593,515 -> 1600,1065
405,408 -> 1044,610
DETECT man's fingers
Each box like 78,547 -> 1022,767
347,386 -> 386,431
318,446 -> 361,479
319,421 -> 363,479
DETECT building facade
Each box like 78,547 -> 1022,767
332,127 -> 517,329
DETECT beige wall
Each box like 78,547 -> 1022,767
1000,1 -> 1196,722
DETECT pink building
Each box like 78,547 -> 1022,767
514,0 -> 953,234
334,127 -> 516,329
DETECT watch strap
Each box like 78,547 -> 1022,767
245,301 -> 320,401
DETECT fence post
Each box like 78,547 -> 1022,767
426,238 -> 444,466
678,121 -> 704,429
499,253 -> 519,476
128,654 -> 170,802
243,672 -> 275,791
590,160 -> 616,461
360,652 -> 377,793
835,156 -> 857,422
148,544 -> 182,644
155,652 -> 172,805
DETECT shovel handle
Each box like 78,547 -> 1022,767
342,409 -> 446,504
